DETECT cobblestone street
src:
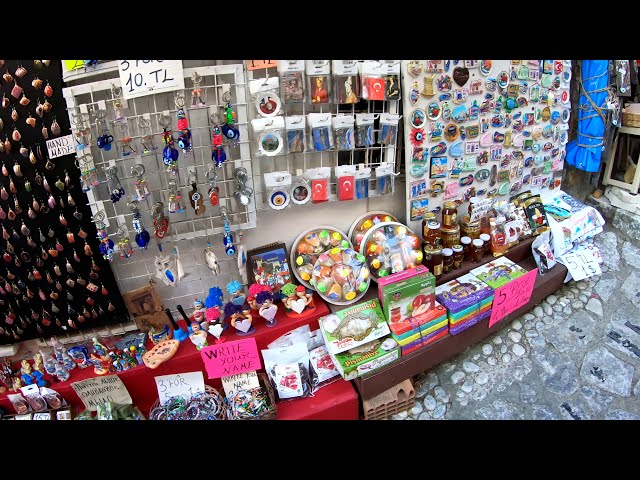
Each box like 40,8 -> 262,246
391,224 -> 640,420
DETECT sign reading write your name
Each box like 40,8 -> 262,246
71,375 -> 132,411
488,269 -> 538,328
200,338 -> 261,379
155,371 -> 205,406
118,60 -> 185,100
221,371 -> 260,397
46,134 -> 74,159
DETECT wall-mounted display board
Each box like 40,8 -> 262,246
401,60 -> 571,233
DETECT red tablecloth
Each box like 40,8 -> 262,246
0,294 -> 359,420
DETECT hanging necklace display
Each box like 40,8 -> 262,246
104,165 -> 125,203
95,110 -> 114,151
152,201 -> 169,240
167,177 -> 186,213
138,117 -> 155,154
210,113 -> 227,168
93,211 -> 114,261
188,170 -> 205,215
206,168 -> 219,206
118,121 -> 136,156
191,71 -> 206,107
131,164 -> 150,202
220,206 -> 235,256
233,167 -> 253,206
129,200 -> 150,249
116,226 -> 134,259
160,113 -> 179,169
220,91 -> 240,144
204,241 -> 220,275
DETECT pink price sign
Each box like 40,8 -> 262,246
200,338 -> 261,379
488,269 -> 538,328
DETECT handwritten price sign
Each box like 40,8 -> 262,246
562,249 -> 601,281
118,60 -> 185,100
488,269 -> 537,328
247,60 -> 278,71
154,371 -> 205,406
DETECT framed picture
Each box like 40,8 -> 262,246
247,242 -> 292,294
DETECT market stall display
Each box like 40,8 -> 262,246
361,222 -> 423,281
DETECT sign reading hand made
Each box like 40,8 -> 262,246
488,269 -> 537,328
118,60 -> 185,99
200,338 -> 261,379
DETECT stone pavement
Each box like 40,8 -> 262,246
390,224 -> 640,420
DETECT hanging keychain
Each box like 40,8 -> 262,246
129,200 -> 150,249
220,206 -> 235,256
93,211 -> 115,261
130,164 -> 150,202
118,121 -> 136,156
207,168 -> 220,206
95,109 -> 114,151
191,71 -> 206,107
220,90 -> 240,144
175,93 -> 192,155
167,178 -> 186,213
160,113 -> 179,170
237,231 -> 247,274
152,201 -> 169,240
138,116 -> 156,154
79,154 -> 98,192
104,165 -> 125,203
210,113 -> 227,168
116,226 -> 134,259
112,84 -> 126,122
204,241 -> 220,275
188,170 -> 205,216
233,167 -> 253,206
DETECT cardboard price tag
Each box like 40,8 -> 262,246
154,371 -> 206,406
71,375 -> 133,412
247,60 -> 278,71
488,269 -> 537,328
118,60 -> 185,100
562,249 -> 601,281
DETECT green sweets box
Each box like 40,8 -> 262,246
471,257 -> 528,289
331,336 -> 401,380
318,299 -> 391,355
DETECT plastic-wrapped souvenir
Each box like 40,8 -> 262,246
285,116 -> 306,154
348,211 -> 398,253
361,222 -> 423,281
279,60 -> 305,104
311,247 -> 370,305
290,226 -> 352,290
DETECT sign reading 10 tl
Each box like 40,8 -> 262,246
118,60 -> 185,100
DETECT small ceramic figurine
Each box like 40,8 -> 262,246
51,337 -> 76,371
248,284 -> 270,310
90,337 -> 115,375
12,376 -> 23,392
68,345 -> 91,368
192,299 -> 207,328
43,354 -> 58,376
226,280 -> 246,306
189,321 -> 209,350
281,283 -> 314,317
20,360 -> 35,386
205,286 -> 225,327
295,285 -> 315,310
33,352 -> 45,374
224,302 -> 255,336
256,290 -> 278,327
149,323 -> 172,344
54,362 -> 71,382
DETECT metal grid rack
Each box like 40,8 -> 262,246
61,63 -> 256,322
246,61 -> 401,211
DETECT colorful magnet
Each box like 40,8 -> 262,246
430,142 -> 447,156
497,71 -> 509,89
450,141 -> 464,157
437,75 -> 452,92
451,105 -> 468,124
475,168 -> 490,182
407,60 -> 423,78
427,101 -> 441,120
444,124 -> 459,142
480,60 -> 492,76
410,108 -> 427,128
498,182 -> 510,196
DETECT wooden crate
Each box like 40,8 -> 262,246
362,378 -> 415,420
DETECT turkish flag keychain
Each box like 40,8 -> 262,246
207,168 -> 219,206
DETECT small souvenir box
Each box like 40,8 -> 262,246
318,299 -> 390,355
450,308 -> 492,336
332,336 -> 400,380
378,266 -> 437,327
448,297 -> 493,325
393,315 -> 448,347
390,308 -> 448,342
401,326 -> 449,355
435,273 -> 494,314
471,257 -> 527,289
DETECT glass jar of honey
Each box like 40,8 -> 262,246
452,245 -> 463,269
442,248 -> 453,273
442,201 -> 458,228
479,233 -> 491,256
472,239 -> 484,263
460,236 -> 472,261
423,245 -> 443,280
441,225 -> 460,249
490,215 -> 509,257
461,215 -> 481,240
421,212 -> 436,240
423,221 -> 442,248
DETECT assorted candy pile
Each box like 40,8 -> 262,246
311,247 -> 370,305
362,222 -> 423,280
292,228 -> 351,288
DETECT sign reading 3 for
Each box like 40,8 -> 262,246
118,60 -> 185,99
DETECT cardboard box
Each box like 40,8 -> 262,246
436,273 -> 494,314
332,337 -> 401,380
319,299 -> 391,355
392,316 -> 448,346
448,297 -> 493,325
471,257 -> 527,289
379,268 -> 437,329
450,308 -> 492,335
388,303 -> 447,337
401,328 -> 449,355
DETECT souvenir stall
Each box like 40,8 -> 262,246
0,60 -> 606,421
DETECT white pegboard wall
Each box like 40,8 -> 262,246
62,63 -> 255,319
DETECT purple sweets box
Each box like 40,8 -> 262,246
435,273 -> 494,314
400,324 -> 449,352
450,309 -> 492,336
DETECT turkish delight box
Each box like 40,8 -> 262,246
393,316 -> 448,347
379,268 -> 437,329
471,257 -> 527,289
332,336 -> 400,380
436,273 -> 494,314
401,326 -> 449,355
318,299 -> 390,355
450,309 -> 492,336
390,307 -> 448,340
